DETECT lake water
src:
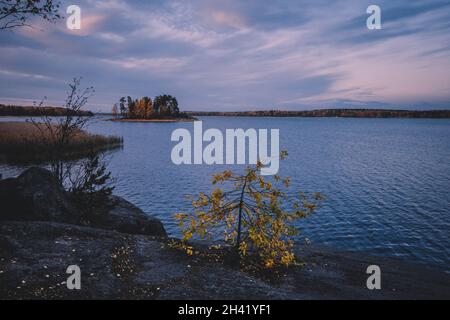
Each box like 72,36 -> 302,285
1,116 -> 450,271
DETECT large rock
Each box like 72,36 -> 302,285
0,167 -> 80,223
91,196 -> 166,237
0,167 -> 166,238
0,221 -> 297,299
1,221 -> 448,299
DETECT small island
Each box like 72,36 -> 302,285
111,95 -> 196,122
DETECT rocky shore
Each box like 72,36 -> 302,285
0,168 -> 449,299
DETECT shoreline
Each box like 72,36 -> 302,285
1,220 -> 449,299
0,168 -> 449,299
109,118 -> 196,123
187,109 -> 450,119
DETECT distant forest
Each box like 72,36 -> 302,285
189,109 -> 450,118
0,105 -> 93,117
3,104 -> 449,119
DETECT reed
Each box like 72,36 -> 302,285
0,122 -> 123,163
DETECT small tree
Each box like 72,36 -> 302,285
175,152 -> 324,268
112,103 -> 119,118
154,95 -> 178,115
27,78 -> 115,222
119,97 -> 127,116
0,0 -> 62,30
143,96 -> 153,117
69,154 -> 114,223
29,77 -> 94,183
126,96 -> 136,117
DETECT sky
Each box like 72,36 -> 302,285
0,0 -> 449,112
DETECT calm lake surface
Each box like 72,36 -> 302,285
1,116 -> 450,270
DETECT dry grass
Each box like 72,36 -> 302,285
0,122 -> 123,163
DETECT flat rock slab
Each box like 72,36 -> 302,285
291,245 -> 450,299
0,222 -> 298,299
0,221 -> 449,299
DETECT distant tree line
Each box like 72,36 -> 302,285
0,104 -> 93,117
189,109 -> 450,119
113,95 -> 192,119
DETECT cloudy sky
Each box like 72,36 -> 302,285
0,0 -> 449,112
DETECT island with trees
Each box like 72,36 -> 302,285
111,95 -> 196,122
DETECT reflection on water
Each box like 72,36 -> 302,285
1,116 -> 450,271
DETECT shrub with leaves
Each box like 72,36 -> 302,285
28,77 -> 95,183
175,152 -> 324,268
69,154 -> 114,223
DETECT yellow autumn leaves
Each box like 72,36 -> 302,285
175,151 -> 324,268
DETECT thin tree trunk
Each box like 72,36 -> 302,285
236,176 -> 248,251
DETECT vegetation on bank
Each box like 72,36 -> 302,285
189,109 -> 450,118
175,152 -> 324,269
1,78 -> 118,221
0,104 -> 94,117
0,122 -> 122,162
112,95 -> 195,120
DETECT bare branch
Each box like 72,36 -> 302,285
0,0 -> 62,30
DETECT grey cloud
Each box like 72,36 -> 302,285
0,0 -> 449,111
